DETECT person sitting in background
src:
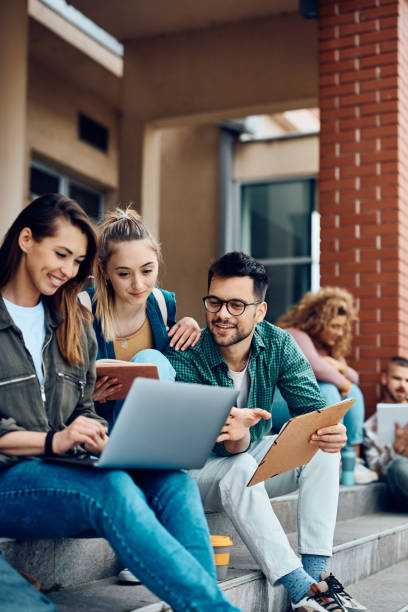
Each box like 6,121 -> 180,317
275,287 -> 376,483
363,356 -> 408,510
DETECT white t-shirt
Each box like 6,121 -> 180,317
228,366 -> 250,408
3,297 -> 46,385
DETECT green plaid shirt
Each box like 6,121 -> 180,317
165,320 -> 326,456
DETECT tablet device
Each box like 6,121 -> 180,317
376,403 -> 408,446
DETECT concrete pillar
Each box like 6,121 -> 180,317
0,0 -> 28,234
318,0 -> 406,413
119,116 -> 161,237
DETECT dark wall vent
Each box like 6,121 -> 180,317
78,113 -> 109,153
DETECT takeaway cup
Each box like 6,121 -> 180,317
210,535 -> 233,580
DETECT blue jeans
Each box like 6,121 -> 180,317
271,382 -> 365,445
111,349 -> 176,426
0,554 -> 56,611
0,460 -> 239,612
386,455 -> 408,511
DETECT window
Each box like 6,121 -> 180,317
78,113 -> 109,153
239,178 -> 319,323
29,161 -> 104,221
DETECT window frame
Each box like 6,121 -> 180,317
230,174 -> 320,298
29,159 -> 105,221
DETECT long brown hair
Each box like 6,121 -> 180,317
0,194 -> 97,365
94,206 -> 161,341
276,286 -> 358,358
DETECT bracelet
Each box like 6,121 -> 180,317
44,429 -> 56,456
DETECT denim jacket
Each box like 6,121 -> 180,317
0,296 -> 106,470
87,287 -> 176,422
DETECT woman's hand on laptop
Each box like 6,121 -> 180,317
309,423 -> 347,453
53,417 -> 108,455
216,407 -> 271,454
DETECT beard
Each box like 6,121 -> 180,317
385,384 -> 408,403
208,316 -> 256,348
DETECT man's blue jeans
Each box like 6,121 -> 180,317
0,460 -> 239,612
0,554 -> 56,612
271,382 -> 365,445
386,455 -> 408,511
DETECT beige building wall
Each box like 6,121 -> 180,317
234,134 -> 319,182
159,132 -> 319,324
27,60 -> 120,199
159,125 -> 220,325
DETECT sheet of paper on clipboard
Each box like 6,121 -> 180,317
247,397 -> 355,487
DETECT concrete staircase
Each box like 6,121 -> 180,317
1,482 -> 408,611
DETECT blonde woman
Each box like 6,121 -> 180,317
79,207 -> 201,426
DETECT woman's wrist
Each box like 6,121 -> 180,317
44,429 -> 56,456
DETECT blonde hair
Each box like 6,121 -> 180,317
93,206 -> 161,341
276,286 -> 358,359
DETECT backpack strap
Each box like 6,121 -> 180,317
78,291 -> 92,312
152,287 -> 168,329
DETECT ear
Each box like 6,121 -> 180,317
380,371 -> 387,386
98,260 -> 108,281
18,227 -> 34,254
255,301 -> 267,323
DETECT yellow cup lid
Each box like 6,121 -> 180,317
210,535 -> 233,546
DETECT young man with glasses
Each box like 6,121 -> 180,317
166,251 -> 366,612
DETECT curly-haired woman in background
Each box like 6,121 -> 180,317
275,287 -> 376,483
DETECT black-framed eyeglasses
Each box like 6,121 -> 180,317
202,295 -> 262,316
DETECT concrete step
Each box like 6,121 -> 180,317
345,559 -> 408,612
206,481 -> 388,554
0,482 -> 386,592
45,511 -> 408,612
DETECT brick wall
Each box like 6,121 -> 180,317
318,0 -> 408,414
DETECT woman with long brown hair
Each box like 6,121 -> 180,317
0,194 -> 240,612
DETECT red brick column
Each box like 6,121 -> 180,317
318,0 -> 408,413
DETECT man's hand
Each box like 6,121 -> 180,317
53,416 -> 108,456
216,407 -> 271,454
393,422 -> 408,457
168,317 -> 201,351
309,423 -> 347,453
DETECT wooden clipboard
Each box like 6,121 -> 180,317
247,398 -> 355,487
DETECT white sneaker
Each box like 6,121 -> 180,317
291,580 -> 347,611
321,573 -> 367,611
354,459 -> 378,484
117,568 -> 141,584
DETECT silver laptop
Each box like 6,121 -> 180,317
376,403 -> 408,446
48,378 -> 238,470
